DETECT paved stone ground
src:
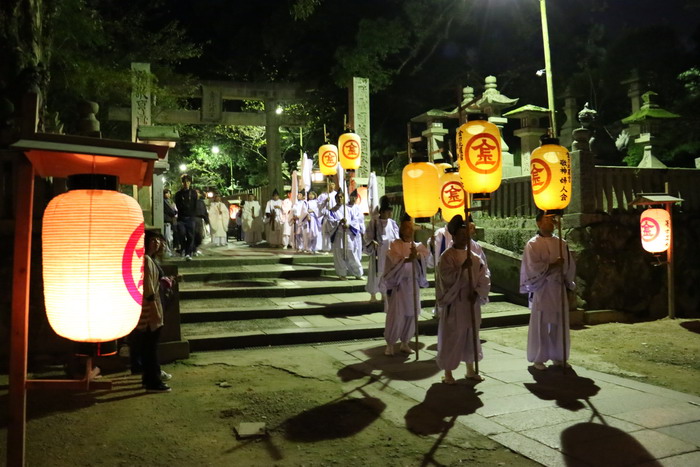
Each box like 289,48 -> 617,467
194,335 -> 700,467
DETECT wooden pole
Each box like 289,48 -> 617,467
464,191 -> 479,376
412,220 -> 420,361
664,183 -> 676,319
8,156 -> 35,467
557,216 -> 568,367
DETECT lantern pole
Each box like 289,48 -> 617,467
556,213 -> 568,368
412,219 -> 420,361
463,190 -> 479,376
666,202 -> 675,319
539,0 -> 557,137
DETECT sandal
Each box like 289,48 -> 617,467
466,373 -> 485,381
441,376 -> 456,385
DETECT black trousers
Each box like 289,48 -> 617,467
131,326 -> 162,387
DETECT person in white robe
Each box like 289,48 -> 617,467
291,191 -> 306,252
380,215 -> 429,356
428,225 -> 452,269
325,191 -> 364,279
242,194 -> 263,245
436,215 -> 491,384
520,211 -> 576,370
207,194 -> 229,247
364,197 -> 399,302
318,181 -> 337,252
302,191 -> 321,253
280,192 -> 293,248
264,189 -> 285,248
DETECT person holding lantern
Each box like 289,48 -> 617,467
318,181 -> 337,252
326,190 -> 364,279
364,196 -> 399,302
292,190 -> 306,252
380,214 -> 430,356
301,190 -> 321,254
436,215 -> 491,383
520,211 -> 576,370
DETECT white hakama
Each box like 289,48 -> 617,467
364,217 -> 399,295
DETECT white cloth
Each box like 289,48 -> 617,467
292,200 -> 305,250
242,200 -> 263,244
281,198 -> 293,247
380,239 -> 429,345
301,199 -> 321,252
436,247 -> 491,370
520,234 -> 576,363
364,217 -> 399,295
427,227 -> 453,268
325,201 -> 364,277
208,201 -> 229,246
265,199 -> 285,246
318,190 -> 337,251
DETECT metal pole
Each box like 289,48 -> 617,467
8,157 -> 35,467
539,0 -> 557,137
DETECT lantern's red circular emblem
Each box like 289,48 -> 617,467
530,158 -> 552,195
321,150 -> 337,167
465,134 -> 501,174
342,140 -> 360,159
441,181 -> 465,209
640,217 -> 660,242
122,222 -> 145,305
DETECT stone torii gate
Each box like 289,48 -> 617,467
109,62 -> 308,226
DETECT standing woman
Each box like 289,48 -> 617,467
208,194 -> 229,247
364,196 -> 399,302
436,215 -> 491,384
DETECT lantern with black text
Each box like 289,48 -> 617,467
338,132 -> 361,170
42,174 -> 144,342
530,137 -> 572,211
318,144 -> 338,176
457,114 -> 502,195
402,156 -> 440,219
440,167 -> 469,222
640,208 -> 671,253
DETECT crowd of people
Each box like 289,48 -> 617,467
156,173 -> 577,389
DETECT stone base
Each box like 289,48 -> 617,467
158,340 -> 190,364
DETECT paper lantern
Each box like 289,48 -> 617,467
403,157 -> 440,219
42,174 -> 144,342
318,144 -> 338,176
338,132 -> 361,170
440,167 -> 469,222
640,208 -> 671,253
530,137 -> 572,211
457,114 -> 502,194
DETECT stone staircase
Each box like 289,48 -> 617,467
167,245 -> 531,351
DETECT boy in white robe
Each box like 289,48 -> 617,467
207,194 -> 229,247
302,191 -> 321,253
520,211 -> 576,370
325,191 -> 364,279
364,196 -> 399,302
318,181 -> 337,252
264,189 -> 285,247
291,191 -> 306,252
380,215 -> 430,356
280,192 -> 293,248
242,194 -> 263,245
436,215 -> 491,384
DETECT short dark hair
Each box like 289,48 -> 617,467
181,174 -> 192,183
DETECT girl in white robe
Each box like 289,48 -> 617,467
291,192 -> 305,252
325,191 -> 364,279
380,217 -> 429,356
364,200 -> 399,302
302,191 -> 321,253
436,215 -> 491,384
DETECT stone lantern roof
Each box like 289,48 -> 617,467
474,76 -> 519,117
621,91 -> 680,124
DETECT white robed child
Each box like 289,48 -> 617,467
380,214 -> 429,356
301,191 -> 321,253
207,194 -> 229,247
291,191 -> 306,252
364,196 -> 399,302
520,211 -> 576,370
436,215 -> 491,384
264,189 -> 285,248
318,181 -> 337,252
242,194 -> 263,245
325,190 -> 364,279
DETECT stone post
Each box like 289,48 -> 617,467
349,77 -> 371,179
565,126 -> 597,227
421,122 -> 448,162
559,87 -> 577,149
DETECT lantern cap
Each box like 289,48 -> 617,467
467,113 -> 489,122
67,174 -> 118,191
410,153 -> 429,163
472,192 -> 491,201
629,193 -> 683,206
414,217 -> 430,223
539,135 -> 560,146
444,167 -> 459,173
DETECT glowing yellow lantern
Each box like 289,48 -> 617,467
318,144 -> 338,176
402,156 -> 440,219
338,132 -> 361,170
440,167 -> 469,222
42,174 -> 144,342
457,114 -> 502,195
530,137 -> 572,211
640,208 -> 671,253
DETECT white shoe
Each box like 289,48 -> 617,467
160,370 -> 172,381
185,255 -> 192,261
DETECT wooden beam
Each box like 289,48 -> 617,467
111,107 -> 306,127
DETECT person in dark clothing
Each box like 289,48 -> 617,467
194,189 -> 210,254
174,174 -> 198,260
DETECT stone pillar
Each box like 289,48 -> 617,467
151,159 -> 170,229
514,126 -> 548,176
265,99 -> 282,201
421,122 -> 448,162
559,87 -> 577,149
565,127 -> 597,227
622,71 -> 643,139
349,77 -> 371,179
131,63 -> 151,142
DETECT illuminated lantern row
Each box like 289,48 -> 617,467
530,137 -> 572,211
42,174 -> 144,342
318,143 -> 338,176
640,208 -> 671,253
457,114 -> 502,195
440,167 -> 469,222
338,132 -> 362,171
403,156 -> 440,219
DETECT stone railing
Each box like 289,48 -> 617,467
480,175 -> 537,218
